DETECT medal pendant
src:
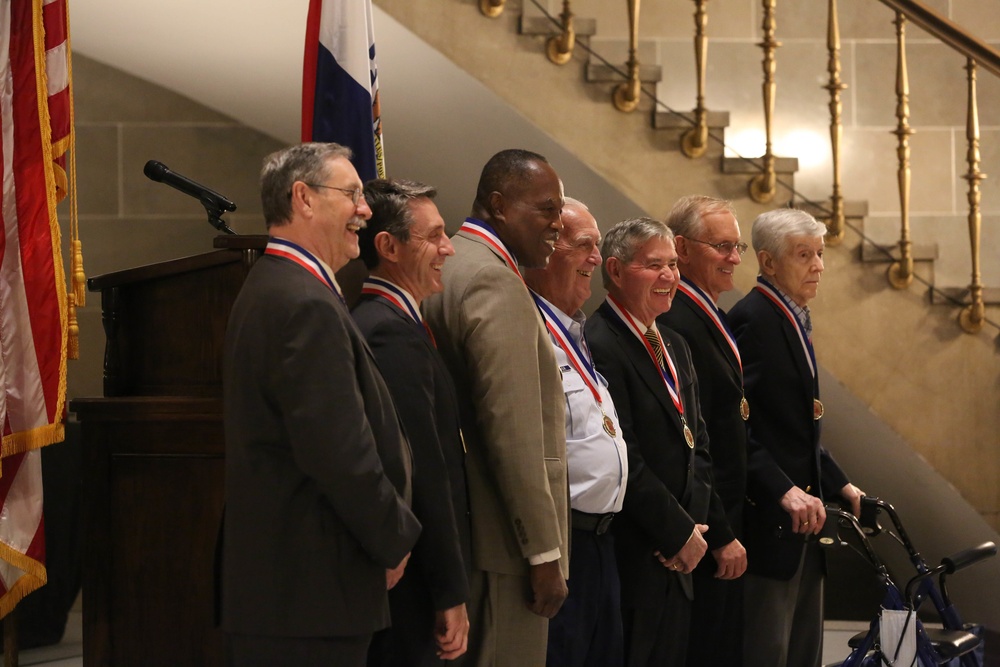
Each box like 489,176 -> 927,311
682,420 -> 695,448
813,398 -> 824,421
740,396 -> 750,421
602,413 -> 617,438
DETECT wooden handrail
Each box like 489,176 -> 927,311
876,0 -> 1000,78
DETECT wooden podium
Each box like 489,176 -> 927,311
70,236 -> 266,667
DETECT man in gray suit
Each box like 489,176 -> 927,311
423,148 -> 570,667
222,143 -> 421,667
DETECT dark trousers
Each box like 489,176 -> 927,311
368,565 -> 440,667
686,562 -> 744,666
622,572 -> 690,667
226,633 -> 371,667
547,527 -> 624,667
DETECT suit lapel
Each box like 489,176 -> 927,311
760,291 -> 816,399
677,291 -> 743,383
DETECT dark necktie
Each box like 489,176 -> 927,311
645,327 -> 665,370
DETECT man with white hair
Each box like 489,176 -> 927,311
728,208 -> 863,667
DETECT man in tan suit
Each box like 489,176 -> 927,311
423,148 -> 570,667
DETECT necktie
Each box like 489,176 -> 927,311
645,327 -> 665,370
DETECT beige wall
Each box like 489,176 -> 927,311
374,0 -> 1000,533
64,55 -> 283,401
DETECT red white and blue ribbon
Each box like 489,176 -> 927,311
361,276 -> 437,345
265,238 -> 342,301
604,295 -> 686,418
458,218 -> 522,279
531,292 -> 605,410
755,276 -> 816,379
677,277 -> 742,372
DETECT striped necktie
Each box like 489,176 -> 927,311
645,327 -> 665,370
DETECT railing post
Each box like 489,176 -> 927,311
547,1 -> 577,65
749,0 -> 779,203
681,0 -> 710,158
479,0 -> 505,18
888,12 -> 916,289
823,0 -> 846,244
960,58 -> 986,334
614,0 -> 642,113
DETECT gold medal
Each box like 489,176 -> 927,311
740,396 -> 750,421
683,420 -> 695,448
602,413 -> 617,438
813,399 -> 824,421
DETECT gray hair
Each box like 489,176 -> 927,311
358,178 -> 438,270
666,195 -> 737,238
601,216 -> 674,287
260,142 -> 353,228
751,208 -> 826,257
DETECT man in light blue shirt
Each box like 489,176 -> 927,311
524,198 -> 629,667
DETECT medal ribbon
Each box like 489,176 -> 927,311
604,295 -> 685,417
458,218 -> 522,279
530,291 -> 605,411
361,277 -> 423,324
265,238 -> 342,301
677,277 -> 742,372
755,277 -> 816,379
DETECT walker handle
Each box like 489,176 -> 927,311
942,541 -> 996,574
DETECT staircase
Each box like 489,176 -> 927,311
372,0 -> 1000,533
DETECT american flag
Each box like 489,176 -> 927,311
302,0 -> 385,181
0,0 -> 76,617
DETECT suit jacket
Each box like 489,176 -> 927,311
222,254 -> 421,637
727,286 -> 850,580
658,289 -> 744,555
352,295 -> 472,616
423,230 -> 570,580
586,301 -> 714,606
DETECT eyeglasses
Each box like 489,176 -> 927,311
687,238 -> 749,256
305,183 -> 364,206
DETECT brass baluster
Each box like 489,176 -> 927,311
613,0 -> 642,113
823,0 -> 846,244
547,1 -> 576,65
959,58 -> 986,333
681,0 -> 710,158
888,12 -> 915,289
479,0 -> 505,18
749,0 -> 779,203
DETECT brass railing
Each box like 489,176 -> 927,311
472,0 -> 998,333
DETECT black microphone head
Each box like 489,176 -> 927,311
143,160 -> 169,182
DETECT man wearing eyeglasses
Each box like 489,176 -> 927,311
657,196 -> 749,667
222,143 -> 421,667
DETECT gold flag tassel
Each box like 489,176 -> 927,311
64,21 -> 82,360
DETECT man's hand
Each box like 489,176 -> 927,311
841,483 -> 864,518
434,603 -> 469,660
527,559 -> 568,619
712,538 -> 747,580
386,552 -> 410,590
780,486 -> 825,535
655,524 -> 709,574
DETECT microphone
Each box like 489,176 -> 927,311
143,160 -> 237,214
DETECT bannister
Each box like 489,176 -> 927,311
875,0 -> 1000,79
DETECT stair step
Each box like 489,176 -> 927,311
797,199 -> 869,221
654,110 -> 730,131
520,16 -> 597,37
930,286 -> 1000,306
860,242 -> 938,263
721,155 -> 799,175
586,62 -> 662,84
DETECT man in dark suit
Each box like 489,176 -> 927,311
727,208 -> 863,667
658,195 -> 748,667
222,143 -> 421,667
423,149 -> 570,667
585,217 -> 713,667
352,178 -> 471,665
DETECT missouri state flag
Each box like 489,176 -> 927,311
0,0 -> 78,617
302,0 -> 385,181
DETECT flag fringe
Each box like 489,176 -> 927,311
0,541 -> 47,620
1,423 -> 65,462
